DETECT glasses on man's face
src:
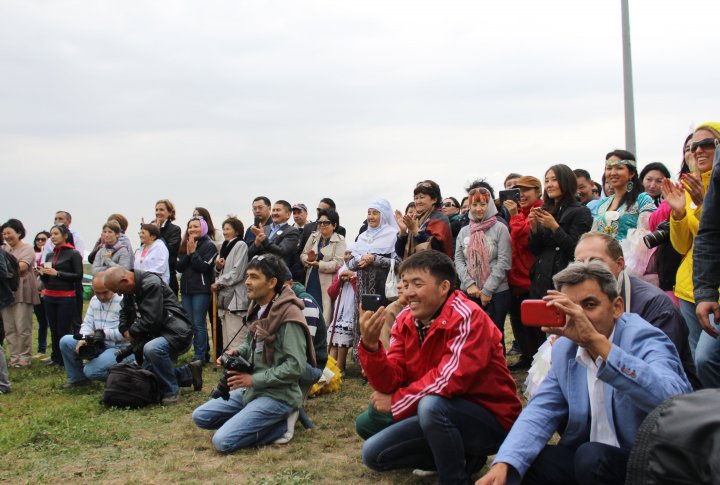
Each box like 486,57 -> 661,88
690,138 -> 717,153
317,220 -> 333,226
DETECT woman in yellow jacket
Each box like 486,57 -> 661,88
663,122 -> 720,388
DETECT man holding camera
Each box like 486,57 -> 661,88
476,261 -> 692,485
192,254 -> 316,452
103,267 -> 201,405
356,251 -> 522,483
58,273 -> 134,388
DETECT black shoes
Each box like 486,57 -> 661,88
508,359 -> 531,371
189,360 -> 204,391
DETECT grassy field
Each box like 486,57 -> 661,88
0,312 -> 528,485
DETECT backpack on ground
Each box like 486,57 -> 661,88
1,250 -> 20,292
102,362 -> 161,408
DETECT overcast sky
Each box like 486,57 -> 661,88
2,0 -> 718,256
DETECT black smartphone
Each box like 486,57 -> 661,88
361,293 -> 382,312
499,188 -> 521,204
254,216 -> 262,228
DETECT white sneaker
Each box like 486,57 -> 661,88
412,469 -> 437,477
273,410 -> 300,444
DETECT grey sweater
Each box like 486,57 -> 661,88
454,223 -> 511,296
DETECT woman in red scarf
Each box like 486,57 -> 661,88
38,224 -> 83,366
455,187 -> 512,351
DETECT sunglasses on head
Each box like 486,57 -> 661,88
690,138 -> 718,153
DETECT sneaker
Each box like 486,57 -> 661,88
412,469 -> 437,477
508,342 -> 521,356
161,394 -> 180,406
189,360 -> 204,391
273,410 -> 300,444
40,356 -> 52,363
60,380 -> 92,389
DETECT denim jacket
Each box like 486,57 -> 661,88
693,147 -> 720,303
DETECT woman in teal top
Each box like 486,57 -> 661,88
593,149 -> 656,241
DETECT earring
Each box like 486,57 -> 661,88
627,181 -> 634,192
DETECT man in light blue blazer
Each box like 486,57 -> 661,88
477,260 -> 692,485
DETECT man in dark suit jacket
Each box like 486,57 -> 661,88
248,200 -> 300,268
243,196 -> 272,246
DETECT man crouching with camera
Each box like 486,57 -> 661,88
59,272 -> 134,388
192,254 -> 316,453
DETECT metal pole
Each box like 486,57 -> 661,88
621,0 -> 637,155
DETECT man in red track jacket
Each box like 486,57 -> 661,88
356,251 -> 521,484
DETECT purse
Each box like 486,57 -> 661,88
385,258 -> 399,301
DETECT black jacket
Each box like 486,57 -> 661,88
528,201 -> 592,299
159,221 -> 181,272
177,236 -> 217,294
40,246 -> 83,293
118,270 -> 193,352
248,223 -> 300,267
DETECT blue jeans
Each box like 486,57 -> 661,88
679,298 -> 702,358
362,395 -> 506,484
59,334 -> 134,383
142,336 -> 192,397
181,293 -> 212,361
192,390 -> 293,453
694,315 -> 720,388
521,443 -> 630,485
44,296 -> 77,365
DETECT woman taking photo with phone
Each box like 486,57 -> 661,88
38,224 -> 83,367
177,217 -> 218,363
528,164 -> 593,300
454,187 -> 511,350
301,209 -> 346,323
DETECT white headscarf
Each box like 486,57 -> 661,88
352,198 -> 399,258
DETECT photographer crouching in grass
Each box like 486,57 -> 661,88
191,254 -> 316,452
58,272 -> 134,388
103,267 -> 203,405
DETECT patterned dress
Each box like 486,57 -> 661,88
593,192 -> 656,241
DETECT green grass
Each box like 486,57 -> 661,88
0,310 -> 529,484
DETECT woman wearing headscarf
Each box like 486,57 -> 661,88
455,187 -> 512,351
348,198 -> 400,354
177,216 -> 218,363
301,208 -> 346,324
395,180 -> 453,259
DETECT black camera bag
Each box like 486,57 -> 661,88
102,362 -> 161,408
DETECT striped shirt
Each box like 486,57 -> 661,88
79,294 -> 127,347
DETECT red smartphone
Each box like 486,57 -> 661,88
521,300 -> 566,327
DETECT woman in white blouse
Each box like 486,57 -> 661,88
133,223 -> 170,283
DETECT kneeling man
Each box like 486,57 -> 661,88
192,255 -> 316,452
477,261 -> 693,485
59,273 -> 133,387
357,251 -> 521,483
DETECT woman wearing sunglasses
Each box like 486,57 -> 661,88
301,209 -> 345,324
662,122 -> 720,388
455,187 -> 512,350
528,164 -> 593,301
32,230 -> 51,356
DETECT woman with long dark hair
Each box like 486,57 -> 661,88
38,224 -> 83,366
177,217 -> 218,362
640,162 -> 672,207
593,150 -> 656,241
528,164 -> 593,300
193,207 -> 223,250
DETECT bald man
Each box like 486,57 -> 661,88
59,273 -> 133,388
104,267 -> 202,405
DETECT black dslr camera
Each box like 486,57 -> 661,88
74,329 -> 106,360
211,353 -> 254,401
643,220 -> 670,249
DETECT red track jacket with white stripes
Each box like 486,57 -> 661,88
359,290 -> 522,431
